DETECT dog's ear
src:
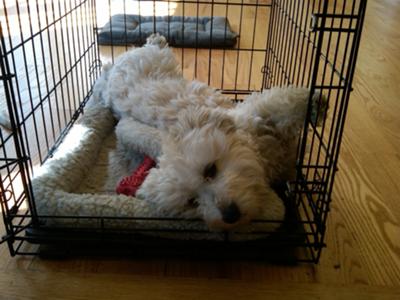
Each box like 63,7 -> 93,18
169,107 -> 236,140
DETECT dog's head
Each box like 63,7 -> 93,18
137,106 -> 285,230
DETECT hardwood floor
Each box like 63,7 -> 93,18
1,0 -> 400,299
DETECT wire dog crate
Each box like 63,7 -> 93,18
0,0 -> 367,263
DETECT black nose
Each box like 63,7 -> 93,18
221,202 -> 241,224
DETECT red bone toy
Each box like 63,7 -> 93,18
116,155 -> 156,196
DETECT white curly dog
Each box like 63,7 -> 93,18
93,34 -> 325,231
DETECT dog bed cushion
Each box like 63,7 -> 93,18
97,15 -> 238,48
31,98 -> 285,241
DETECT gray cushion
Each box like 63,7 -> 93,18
98,15 -> 238,48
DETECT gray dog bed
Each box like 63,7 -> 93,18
98,15 -> 238,47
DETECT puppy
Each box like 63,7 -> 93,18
94,34 -> 326,231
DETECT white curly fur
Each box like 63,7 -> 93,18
94,34 -> 325,231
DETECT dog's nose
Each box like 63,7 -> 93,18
221,202 -> 241,224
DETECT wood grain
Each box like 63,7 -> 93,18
0,271 -> 399,300
1,0 -> 400,299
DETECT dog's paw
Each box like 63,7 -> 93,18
311,91 -> 329,126
146,33 -> 168,48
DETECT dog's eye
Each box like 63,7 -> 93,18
187,198 -> 198,208
204,163 -> 217,180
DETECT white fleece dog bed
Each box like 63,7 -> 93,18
32,99 -> 286,241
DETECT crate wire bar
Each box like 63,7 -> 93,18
0,0 -> 367,263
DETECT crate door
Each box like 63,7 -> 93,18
0,24 -> 37,255
263,0 -> 367,262
0,0 -> 100,255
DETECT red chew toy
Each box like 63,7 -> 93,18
116,155 -> 156,196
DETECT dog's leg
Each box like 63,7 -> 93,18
99,34 -> 183,123
115,117 -> 162,160
91,63 -> 113,107
234,87 -> 327,137
145,33 -> 168,49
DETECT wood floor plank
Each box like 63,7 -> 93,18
0,270 -> 400,300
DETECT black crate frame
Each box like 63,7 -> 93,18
0,0 -> 367,263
